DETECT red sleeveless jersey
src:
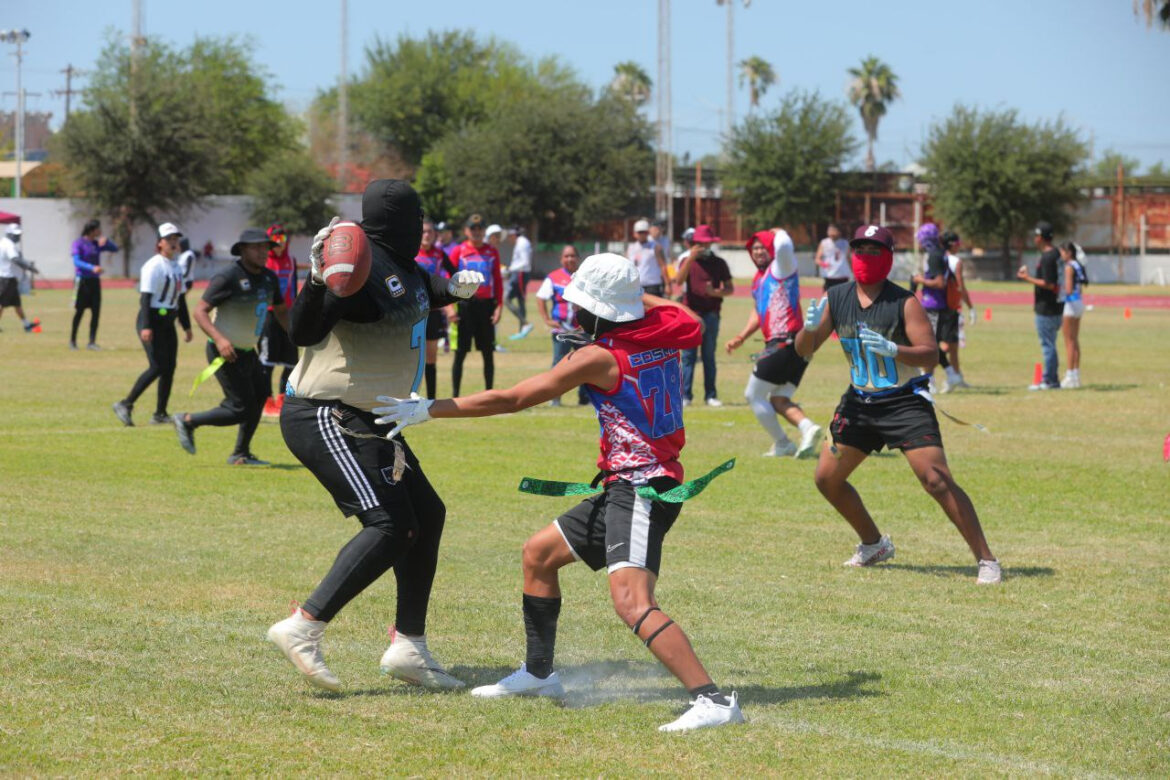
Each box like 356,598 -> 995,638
584,306 -> 701,484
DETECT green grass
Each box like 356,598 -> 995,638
1,286 -> 1168,776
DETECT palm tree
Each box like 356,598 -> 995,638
737,56 -> 776,110
609,61 -> 653,107
847,55 -> 901,172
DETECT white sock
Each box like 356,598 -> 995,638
797,417 -> 816,434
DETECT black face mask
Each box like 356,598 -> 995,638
360,179 -> 423,261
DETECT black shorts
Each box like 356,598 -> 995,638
0,277 -> 20,307
926,308 -> 960,345
752,340 -> 810,386
425,309 -> 447,341
554,478 -> 681,576
280,395 -> 441,519
456,298 -> 496,352
258,312 -> 298,368
73,276 -> 101,310
829,385 -> 943,454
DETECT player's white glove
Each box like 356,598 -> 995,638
372,392 -> 434,438
447,270 -> 484,299
967,306 -> 976,326
805,295 -> 828,329
858,325 -> 898,357
309,216 -> 342,284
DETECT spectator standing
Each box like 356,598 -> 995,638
69,219 -> 117,349
943,231 -> 974,388
535,244 -> 587,406
504,226 -> 534,339
447,214 -> 503,395
414,218 -> 455,399
815,224 -> 852,289
260,224 -> 300,415
677,225 -> 732,407
627,218 -> 672,296
436,221 -> 459,257
1018,221 -> 1062,390
1058,241 -> 1087,388
0,224 -> 40,333
176,236 -> 198,293
912,223 -> 962,393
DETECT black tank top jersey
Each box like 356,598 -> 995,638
827,281 -> 921,395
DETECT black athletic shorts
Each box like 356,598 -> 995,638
926,308 -> 960,345
0,277 -> 20,307
456,297 -> 496,352
554,477 -> 681,576
280,395 -> 440,519
752,340 -> 810,386
259,311 -> 298,368
73,276 -> 101,311
425,308 -> 447,341
829,384 -> 943,454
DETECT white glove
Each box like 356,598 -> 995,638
309,216 -> 342,284
805,296 -> 828,329
447,270 -> 484,299
372,392 -> 434,438
859,325 -> 898,357
967,307 -> 976,326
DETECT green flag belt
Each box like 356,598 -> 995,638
189,357 -> 225,396
518,458 -> 736,504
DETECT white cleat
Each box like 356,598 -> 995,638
977,559 -> 1003,585
470,664 -> 565,699
843,534 -> 895,567
705,398 -> 724,408
659,692 -> 746,732
266,608 -> 341,692
379,631 -> 465,689
763,440 -> 798,458
794,424 -> 824,460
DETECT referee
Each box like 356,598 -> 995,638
173,228 -> 288,465
265,179 -> 483,692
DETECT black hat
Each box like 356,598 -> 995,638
940,230 -> 960,247
1034,221 -> 1054,241
435,221 -> 449,232
465,214 -> 485,229
231,227 -> 275,256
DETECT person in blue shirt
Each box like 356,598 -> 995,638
70,219 -> 118,350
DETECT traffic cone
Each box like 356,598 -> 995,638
1033,363 -> 1043,386
1163,433 -> 1170,462
983,308 -> 992,321
1123,307 -> 1132,320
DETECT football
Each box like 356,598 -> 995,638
321,222 -> 371,297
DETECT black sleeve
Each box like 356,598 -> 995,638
424,269 -> 457,307
177,295 -> 191,330
440,252 -> 457,276
202,271 -> 234,307
138,292 -> 152,328
268,270 -> 284,306
1040,251 -> 1059,287
288,279 -> 379,346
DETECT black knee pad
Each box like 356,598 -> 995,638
357,506 -> 419,548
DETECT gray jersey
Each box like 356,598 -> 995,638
827,281 -> 919,394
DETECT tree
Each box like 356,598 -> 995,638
919,105 -> 1088,277
54,35 -> 294,274
722,90 -> 859,236
1146,161 -> 1169,178
737,56 -> 777,110
608,61 -> 653,107
847,56 -> 900,173
430,91 -> 654,241
246,148 -> 336,236
1092,148 -> 1142,179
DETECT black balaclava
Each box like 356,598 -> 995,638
360,179 -> 423,261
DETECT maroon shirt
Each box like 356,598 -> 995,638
684,252 -> 732,314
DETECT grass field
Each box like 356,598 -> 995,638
1,284 -> 1168,776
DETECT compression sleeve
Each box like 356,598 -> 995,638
177,295 -> 191,330
73,254 -> 98,273
424,269 -> 458,307
138,292 -> 153,329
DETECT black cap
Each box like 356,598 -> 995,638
1034,221 -> 1054,240
465,214 -> 485,229
230,227 -> 275,256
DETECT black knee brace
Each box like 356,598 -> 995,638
357,506 -> 418,547
631,606 -> 675,648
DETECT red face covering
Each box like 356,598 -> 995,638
851,248 -> 893,285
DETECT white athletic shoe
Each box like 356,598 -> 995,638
763,440 -> 798,458
266,608 -> 341,692
658,692 -> 745,732
843,535 -> 895,567
794,424 -> 824,460
705,398 -> 724,407
379,631 -> 465,689
977,559 -> 1003,585
470,664 -> 565,699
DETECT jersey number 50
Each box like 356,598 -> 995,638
839,337 -> 899,389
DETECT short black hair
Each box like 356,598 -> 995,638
82,218 -> 101,237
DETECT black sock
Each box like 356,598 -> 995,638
522,593 -> 561,679
688,683 -> 729,706
424,363 -> 437,399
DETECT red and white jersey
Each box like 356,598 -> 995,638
584,306 -> 701,484
448,240 -> 503,304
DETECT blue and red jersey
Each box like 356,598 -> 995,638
414,245 -> 451,279
545,267 -> 576,329
752,263 -> 802,343
584,306 -> 701,484
448,240 -> 503,305
265,250 -> 298,310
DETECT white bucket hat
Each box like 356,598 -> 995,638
563,253 -> 644,323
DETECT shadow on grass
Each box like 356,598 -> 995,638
885,563 -> 1055,579
731,670 -> 884,706
949,386 -> 1010,396
265,463 -> 305,471
1084,383 -> 1138,392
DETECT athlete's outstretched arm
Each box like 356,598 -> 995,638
726,309 -> 760,353
794,297 -> 833,358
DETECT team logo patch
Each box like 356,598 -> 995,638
415,287 -> 428,307
385,275 -> 405,297
380,465 -> 400,485
239,278 -> 252,291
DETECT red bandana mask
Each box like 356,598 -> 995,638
852,248 -> 893,285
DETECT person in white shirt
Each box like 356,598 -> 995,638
626,218 -> 672,296
814,224 -> 852,289
504,226 -> 534,339
0,224 -> 40,333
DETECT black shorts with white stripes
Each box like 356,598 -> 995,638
280,395 -> 442,519
554,478 -> 681,576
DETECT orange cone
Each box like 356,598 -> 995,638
1033,363 -> 1043,385
1124,307 -> 1132,320
983,308 -> 992,321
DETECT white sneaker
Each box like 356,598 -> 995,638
843,534 -> 895,567
763,440 -> 798,458
950,377 -> 971,390
470,664 -> 565,699
658,692 -> 745,732
794,423 -> 824,460
1028,382 -> 1059,391
266,608 -> 341,692
977,559 -> 1002,585
379,631 -> 465,689
705,398 -> 724,407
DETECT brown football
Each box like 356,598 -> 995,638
321,222 -> 371,297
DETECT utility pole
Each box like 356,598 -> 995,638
56,64 -> 82,120
656,0 -> 673,239
0,29 -> 31,198
716,0 -> 750,140
130,0 -> 144,121
338,0 -> 349,192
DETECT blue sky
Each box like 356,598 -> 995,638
6,0 -> 1170,171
